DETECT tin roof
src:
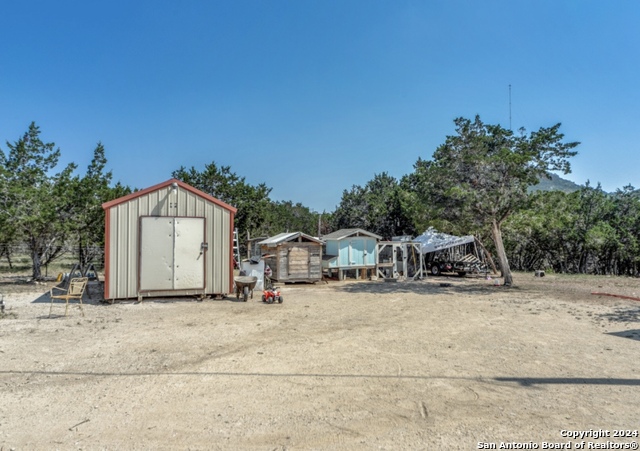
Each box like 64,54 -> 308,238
321,228 -> 382,240
258,232 -> 324,246
102,178 -> 237,213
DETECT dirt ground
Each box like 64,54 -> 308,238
1,272 -> 639,450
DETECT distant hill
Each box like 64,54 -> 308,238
530,173 -> 582,193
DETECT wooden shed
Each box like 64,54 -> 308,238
322,228 -> 382,280
101,178 -> 237,302
259,232 -> 323,283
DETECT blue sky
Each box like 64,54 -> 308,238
1,1 -> 638,212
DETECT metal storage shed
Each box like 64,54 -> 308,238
322,228 -> 382,280
101,178 -> 237,302
259,232 -> 324,283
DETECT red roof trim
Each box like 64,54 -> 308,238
101,178 -> 238,213
103,207 -> 111,300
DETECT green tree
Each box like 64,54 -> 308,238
412,116 -> 579,286
263,201 -> 320,237
503,184 -> 640,276
569,183 -> 613,273
0,181 -> 18,268
332,184 -> 368,231
610,185 -> 640,275
172,162 -> 272,241
332,172 -> 415,239
0,123 -> 77,279
67,143 -> 131,271
503,190 -> 577,272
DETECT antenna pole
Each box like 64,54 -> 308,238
509,84 -> 512,130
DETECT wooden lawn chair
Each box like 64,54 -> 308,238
49,277 -> 88,317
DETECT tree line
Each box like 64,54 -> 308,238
0,122 -> 325,279
1,118 -> 638,284
0,123 -> 130,279
503,183 -> 640,276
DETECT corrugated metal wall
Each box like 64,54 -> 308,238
106,184 -> 232,300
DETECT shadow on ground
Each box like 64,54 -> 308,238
596,306 -> 640,323
1,369 -> 638,387
30,281 -> 104,304
335,277 -> 515,297
28,280 -> 247,307
495,377 -> 640,386
606,329 -> 640,342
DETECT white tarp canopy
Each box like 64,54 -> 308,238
414,228 -> 475,254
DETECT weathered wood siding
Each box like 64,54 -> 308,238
262,242 -> 322,282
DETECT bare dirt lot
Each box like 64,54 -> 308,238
1,273 -> 639,450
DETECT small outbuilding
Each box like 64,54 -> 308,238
101,179 -> 237,302
321,228 -> 382,280
259,232 -> 323,283
376,238 -> 425,280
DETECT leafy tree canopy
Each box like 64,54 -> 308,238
0,122 -> 76,279
411,115 -> 579,285
332,172 -> 415,239
172,162 -> 272,241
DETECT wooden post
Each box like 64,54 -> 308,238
246,230 -> 251,259
475,237 -> 498,274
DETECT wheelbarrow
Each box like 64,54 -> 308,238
234,276 -> 258,302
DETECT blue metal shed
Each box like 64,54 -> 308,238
322,228 -> 382,280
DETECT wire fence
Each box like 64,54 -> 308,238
0,245 -> 105,272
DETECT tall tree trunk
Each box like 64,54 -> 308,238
79,236 -> 89,272
491,218 -> 513,286
32,248 -> 42,280
1,245 -> 13,269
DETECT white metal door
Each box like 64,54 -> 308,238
174,218 -> 205,289
139,217 -> 205,291
140,217 -> 174,291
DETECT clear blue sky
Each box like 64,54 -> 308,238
1,0 -> 638,212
